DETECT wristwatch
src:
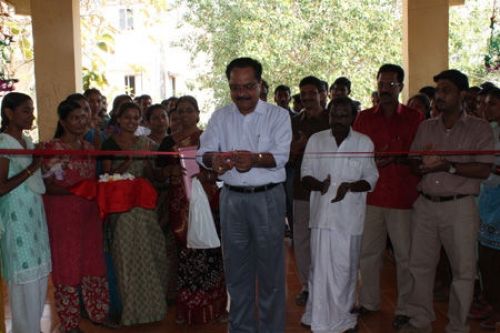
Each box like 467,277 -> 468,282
448,162 -> 457,174
253,153 -> 263,165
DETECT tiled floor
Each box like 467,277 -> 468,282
3,239 -> 487,332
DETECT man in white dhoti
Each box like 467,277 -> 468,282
300,96 -> 379,333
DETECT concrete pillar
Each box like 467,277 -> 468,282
402,0 -> 449,101
30,0 -> 81,140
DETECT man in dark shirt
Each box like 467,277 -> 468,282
290,76 -> 330,306
292,93 -> 303,113
274,84 -> 296,117
329,76 -> 351,99
275,84 -> 296,237
329,76 -> 362,113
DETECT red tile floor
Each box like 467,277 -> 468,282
3,239 -> 488,332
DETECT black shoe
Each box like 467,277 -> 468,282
350,305 -> 376,316
393,315 -> 411,329
295,290 -> 309,306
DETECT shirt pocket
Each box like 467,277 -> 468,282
342,158 -> 363,181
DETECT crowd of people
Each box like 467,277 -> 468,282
0,56 -> 498,333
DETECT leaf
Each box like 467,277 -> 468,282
96,41 -> 109,52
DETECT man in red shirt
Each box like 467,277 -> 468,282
353,64 -> 424,329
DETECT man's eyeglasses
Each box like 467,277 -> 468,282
377,81 -> 400,89
229,82 -> 259,92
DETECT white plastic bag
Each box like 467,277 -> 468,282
187,177 -> 221,249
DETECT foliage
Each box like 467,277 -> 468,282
177,0 -> 498,107
449,0 -> 499,86
80,0 -> 117,90
0,3 -> 33,86
176,0 -> 403,107
484,1 -> 499,73
484,27 -> 499,72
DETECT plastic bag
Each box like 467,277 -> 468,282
187,177 -> 221,249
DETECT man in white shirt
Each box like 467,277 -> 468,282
300,96 -> 378,333
198,57 -> 292,333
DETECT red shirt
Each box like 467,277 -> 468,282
353,104 -> 424,209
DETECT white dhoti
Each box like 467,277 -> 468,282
301,228 -> 361,333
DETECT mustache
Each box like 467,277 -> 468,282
379,92 -> 393,99
236,96 -> 251,101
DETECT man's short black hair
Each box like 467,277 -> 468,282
261,80 -> 269,90
486,87 -> 500,100
225,57 -> 263,81
478,82 -> 498,96
83,88 -> 101,98
299,76 -> 323,91
408,93 -> 431,113
481,81 -> 497,91
329,96 -> 358,119
377,64 -> 405,83
433,69 -> 469,91
468,86 -> 481,94
65,93 -> 87,104
320,80 -> 328,92
274,85 -> 291,95
292,93 -> 301,103
419,86 -> 436,100
330,77 -> 352,92
138,94 -> 152,101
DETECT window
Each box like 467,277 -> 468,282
119,8 -> 134,30
168,74 -> 176,96
124,75 -> 136,95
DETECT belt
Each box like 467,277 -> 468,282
420,192 -> 469,203
224,183 -> 279,193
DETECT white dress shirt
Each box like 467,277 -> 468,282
198,100 -> 292,186
301,129 -> 378,235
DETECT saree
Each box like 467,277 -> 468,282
158,130 -> 227,324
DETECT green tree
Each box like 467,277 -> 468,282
80,0 -> 117,90
177,0 -> 498,108
176,0 -> 403,107
0,2 -> 33,92
449,0 -> 499,87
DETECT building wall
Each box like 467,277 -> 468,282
97,2 -> 213,122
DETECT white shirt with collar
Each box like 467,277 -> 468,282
198,100 -> 292,186
301,128 -> 378,235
